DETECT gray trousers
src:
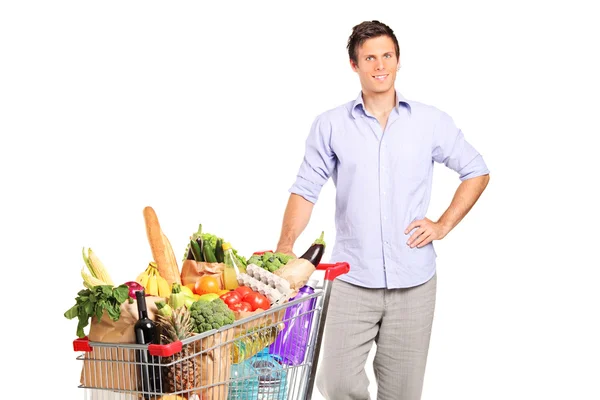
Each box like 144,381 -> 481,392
316,274 -> 437,400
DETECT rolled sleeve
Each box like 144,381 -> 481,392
432,112 -> 490,181
289,114 -> 337,204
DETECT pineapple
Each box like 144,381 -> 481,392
157,307 -> 200,394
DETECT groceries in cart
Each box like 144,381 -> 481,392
66,206 -> 344,400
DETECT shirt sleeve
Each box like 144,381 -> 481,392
289,114 -> 337,204
432,112 -> 490,181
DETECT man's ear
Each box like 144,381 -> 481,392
350,59 -> 358,72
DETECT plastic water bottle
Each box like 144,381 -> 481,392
232,322 -> 285,364
269,279 -> 318,365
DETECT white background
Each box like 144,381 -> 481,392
1,1 -> 599,399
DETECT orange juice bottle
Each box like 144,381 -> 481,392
222,242 -> 245,290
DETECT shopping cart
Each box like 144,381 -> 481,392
73,262 -> 349,400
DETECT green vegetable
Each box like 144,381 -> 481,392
190,240 -> 203,262
261,252 -> 275,263
64,284 -> 130,338
275,252 -> 295,264
189,298 -> 235,334
232,249 -> 247,267
314,231 -> 326,246
264,257 -> 283,272
156,300 -> 173,317
200,233 -> 218,252
182,223 -> 247,266
183,224 -> 203,262
184,296 -> 195,309
247,255 -> 263,267
169,283 -> 185,309
203,241 -> 217,263
247,252 -> 293,272
262,252 -> 281,272
215,238 -> 224,263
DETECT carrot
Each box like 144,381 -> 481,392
143,206 -> 181,285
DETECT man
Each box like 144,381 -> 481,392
275,20 -> 490,400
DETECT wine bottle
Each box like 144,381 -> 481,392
135,290 -> 161,398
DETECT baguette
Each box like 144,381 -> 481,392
143,206 -> 181,285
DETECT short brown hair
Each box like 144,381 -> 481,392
347,20 -> 400,65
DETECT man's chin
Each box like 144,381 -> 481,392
363,85 -> 395,95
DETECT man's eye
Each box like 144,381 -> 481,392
384,54 -> 391,58
366,56 -> 373,61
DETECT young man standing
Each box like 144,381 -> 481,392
276,20 -> 490,399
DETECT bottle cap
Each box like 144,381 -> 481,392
305,279 -> 319,289
222,242 -> 232,251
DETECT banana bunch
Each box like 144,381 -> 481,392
136,262 -> 170,297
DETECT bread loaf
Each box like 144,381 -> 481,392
143,206 -> 181,285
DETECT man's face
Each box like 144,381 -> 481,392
350,35 -> 399,96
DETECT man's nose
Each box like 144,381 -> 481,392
375,59 -> 384,70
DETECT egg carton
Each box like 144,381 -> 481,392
237,264 -> 293,306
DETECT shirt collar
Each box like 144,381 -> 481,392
351,90 -> 412,118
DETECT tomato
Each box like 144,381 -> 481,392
194,275 -> 221,295
234,286 -> 253,298
230,301 -> 252,312
220,291 -> 242,307
242,292 -> 270,311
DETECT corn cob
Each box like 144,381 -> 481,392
81,267 -> 107,289
85,247 -> 114,285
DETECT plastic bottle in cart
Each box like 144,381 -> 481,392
232,322 -> 286,363
269,279 -> 318,365
223,242 -> 246,290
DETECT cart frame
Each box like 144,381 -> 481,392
73,262 -> 349,400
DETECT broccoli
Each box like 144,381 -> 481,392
200,233 -> 219,251
275,252 -> 295,264
189,299 -> 235,334
247,255 -> 263,267
263,258 -> 283,272
261,252 -> 275,263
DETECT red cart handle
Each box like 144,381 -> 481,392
73,337 -> 92,352
317,262 -> 350,281
73,336 -> 183,357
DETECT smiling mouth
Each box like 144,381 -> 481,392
373,74 -> 388,81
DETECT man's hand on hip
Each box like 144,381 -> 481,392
405,218 -> 449,248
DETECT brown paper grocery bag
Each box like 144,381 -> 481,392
181,259 -> 225,289
80,296 -> 162,391
188,328 -> 235,400
80,346 -> 139,391
274,258 -> 316,291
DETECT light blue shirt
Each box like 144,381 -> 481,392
290,90 -> 490,289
